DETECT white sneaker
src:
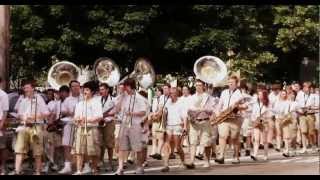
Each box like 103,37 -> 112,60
263,156 -> 268,161
299,149 -> 307,154
72,171 -> 82,175
135,167 -> 144,175
82,164 -> 91,174
58,166 -> 72,174
203,162 -> 210,168
42,163 -> 49,173
51,164 -> 59,171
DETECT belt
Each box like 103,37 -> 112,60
195,118 -> 209,122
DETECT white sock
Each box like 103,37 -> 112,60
65,161 -> 71,168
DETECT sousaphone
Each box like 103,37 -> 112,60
48,61 -> 81,90
193,55 -> 228,86
120,57 -> 156,90
93,57 -> 121,87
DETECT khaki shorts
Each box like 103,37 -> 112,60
289,118 -> 298,138
0,135 -> 6,149
46,131 -> 62,148
218,118 -> 241,140
72,127 -> 101,156
166,125 -> 183,136
100,121 -> 115,149
118,125 -> 142,152
152,122 -> 165,133
299,115 -> 315,135
114,123 -> 121,139
62,123 -> 76,147
189,121 -> 212,147
241,118 -> 253,137
14,126 -> 44,156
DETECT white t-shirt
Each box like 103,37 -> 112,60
119,91 -> 147,126
158,94 -> 170,108
179,95 -> 191,117
98,95 -> 115,122
187,92 -> 217,119
272,100 -> 291,118
165,98 -> 184,126
61,95 -> 82,122
151,96 -> 161,113
218,88 -> 243,111
0,105 -> 3,121
0,89 -> 9,112
17,94 -> 49,122
74,97 -> 103,127
251,102 -> 272,123
268,91 -> 280,108
295,91 -> 318,109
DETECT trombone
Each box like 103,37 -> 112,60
79,98 -> 89,152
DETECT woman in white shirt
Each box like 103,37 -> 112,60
250,90 -> 272,161
161,87 -> 187,172
72,82 -> 103,175
272,90 -> 290,152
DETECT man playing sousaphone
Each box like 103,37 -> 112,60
13,80 -> 49,175
185,79 -> 217,169
215,76 -> 248,164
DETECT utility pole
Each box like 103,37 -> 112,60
0,5 -> 10,90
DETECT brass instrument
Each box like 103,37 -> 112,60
252,110 -> 269,129
47,60 -> 81,90
193,56 -> 228,86
210,97 -> 251,126
278,113 -> 293,127
120,58 -> 155,90
30,94 -> 40,144
124,93 -> 136,128
94,57 -> 121,87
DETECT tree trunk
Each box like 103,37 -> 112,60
0,5 -> 10,91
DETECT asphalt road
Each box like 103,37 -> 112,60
3,148 -> 319,175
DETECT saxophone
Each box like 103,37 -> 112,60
210,97 -> 251,126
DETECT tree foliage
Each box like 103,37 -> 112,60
9,5 -> 319,87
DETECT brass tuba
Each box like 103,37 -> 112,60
48,61 -> 81,90
193,55 -> 228,86
120,58 -> 156,90
93,57 -> 121,87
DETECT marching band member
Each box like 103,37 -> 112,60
287,91 -> 299,155
314,88 -> 320,151
59,80 -> 82,174
113,83 -> 125,161
267,83 -> 281,148
98,83 -> 116,171
114,78 -> 147,175
160,87 -> 187,172
150,86 -> 163,159
150,84 -> 171,160
138,90 -> 151,168
250,90 -> 272,161
43,89 -> 61,172
215,76 -> 247,164
185,79 -> 217,169
13,80 -> 49,175
239,82 -> 254,156
180,86 -> 191,149
296,82 -> 318,153
72,81 -> 103,175
0,77 -> 9,175
273,90 -> 291,156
